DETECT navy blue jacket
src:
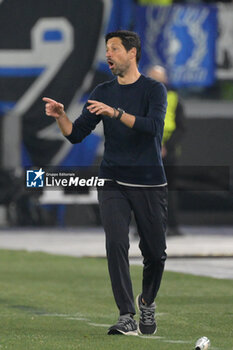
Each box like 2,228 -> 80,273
66,74 -> 167,185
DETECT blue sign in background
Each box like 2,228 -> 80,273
135,5 -> 218,87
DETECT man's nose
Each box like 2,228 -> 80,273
106,50 -> 111,58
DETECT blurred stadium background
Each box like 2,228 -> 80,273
0,0 -> 232,231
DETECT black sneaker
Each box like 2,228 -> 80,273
108,315 -> 138,336
136,294 -> 157,335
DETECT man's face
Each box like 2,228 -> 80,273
106,37 -> 134,77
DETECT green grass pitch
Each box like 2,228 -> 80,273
0,250 -> 232,350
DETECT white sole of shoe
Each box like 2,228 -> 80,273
117,329 -> 138,336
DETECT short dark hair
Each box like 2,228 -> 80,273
105,30 -> 141,64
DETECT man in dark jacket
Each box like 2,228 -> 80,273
43,31 -> 168,336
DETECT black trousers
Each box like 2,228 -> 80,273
98,181 -> 168,316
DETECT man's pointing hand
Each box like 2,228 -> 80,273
42,97 -> 65,119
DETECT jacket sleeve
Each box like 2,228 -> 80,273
65,88 -> 102,144
132,82 -> 167,137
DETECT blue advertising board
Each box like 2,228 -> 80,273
136,5 -> 218,87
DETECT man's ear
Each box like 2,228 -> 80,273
129,47 -> 137,61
